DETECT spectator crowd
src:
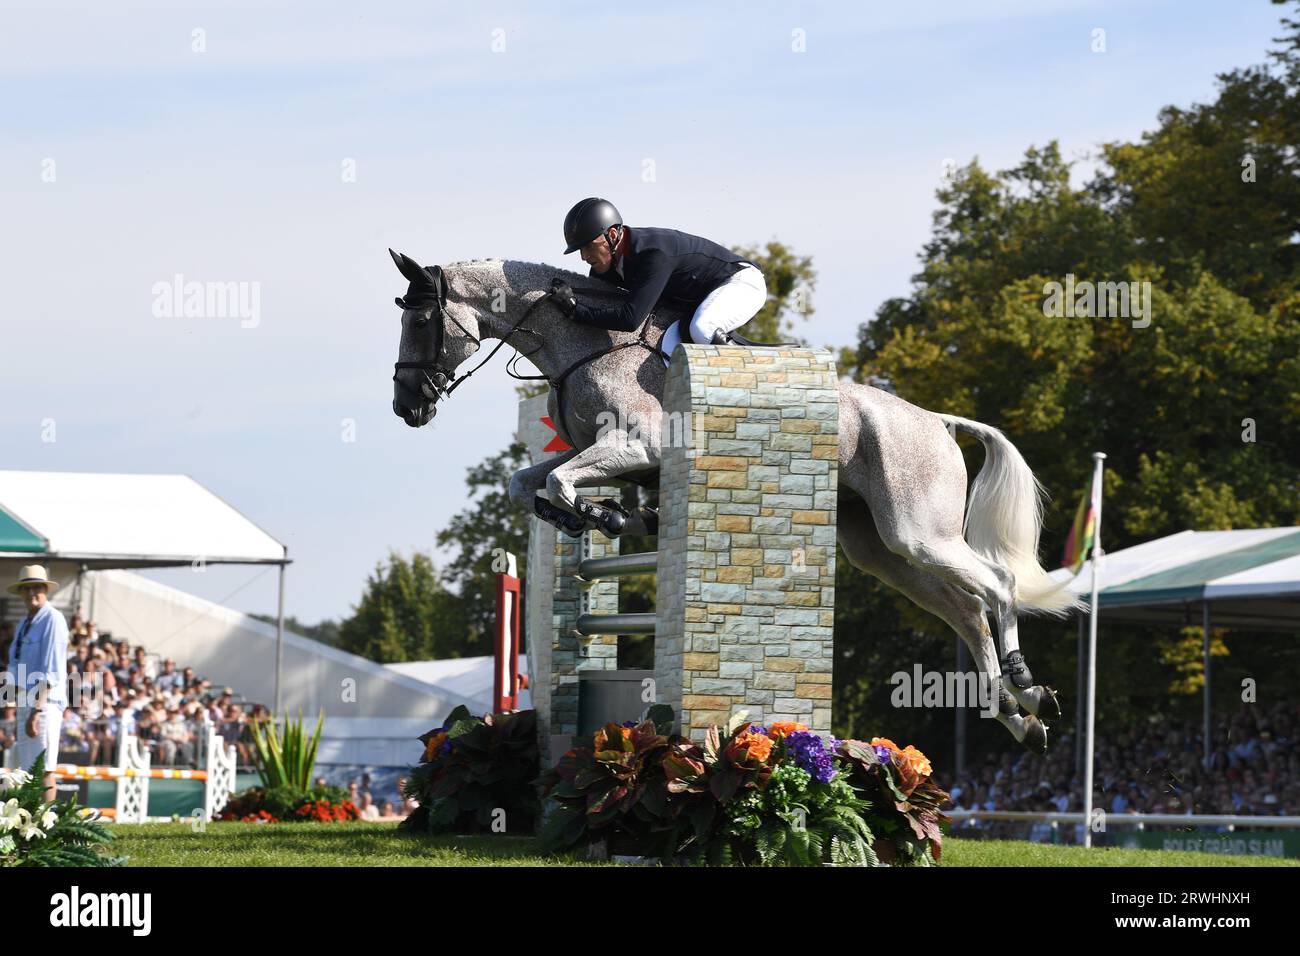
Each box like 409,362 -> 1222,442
1,613 -> 268,770
942,702 -> 1300,843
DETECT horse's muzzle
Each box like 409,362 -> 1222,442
393,396 -> 436,428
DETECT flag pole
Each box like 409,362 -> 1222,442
1082,451 -> 1106,848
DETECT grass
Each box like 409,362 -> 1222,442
112,822 -> 597,867
110,822 -> 1299,867
941,837 -> 1298,867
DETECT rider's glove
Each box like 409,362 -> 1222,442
550,278 -> 578,317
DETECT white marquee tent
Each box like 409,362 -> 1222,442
0,470 -> 292,709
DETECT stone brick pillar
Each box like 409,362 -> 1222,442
517,394 -> 620,766
655,346 -> 839,742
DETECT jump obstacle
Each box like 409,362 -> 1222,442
518,345 -> 840,763
42,716 -> 238,823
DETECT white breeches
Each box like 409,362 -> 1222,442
659,263 -> 766,365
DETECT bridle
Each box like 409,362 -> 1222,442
391,265 -> 662,441
391,270 -> 552,404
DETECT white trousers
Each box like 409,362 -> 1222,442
15,703 -> 62,772
660,263 -> 766,366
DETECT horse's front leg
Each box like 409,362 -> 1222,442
509,452 -> 576,509
546,427 -> 658,538
509,452 -> 591,536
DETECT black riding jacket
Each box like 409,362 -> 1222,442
571,226 -> 756,332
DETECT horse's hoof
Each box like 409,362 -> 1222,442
1020,716 -> 1048,756
576,498 -> 628,537
1010,683 -> 1062,720
1037,685 -> 1061,721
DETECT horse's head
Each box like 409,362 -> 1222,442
389,249 -> 482,428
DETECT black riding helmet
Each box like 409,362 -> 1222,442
563,197 -> 622,254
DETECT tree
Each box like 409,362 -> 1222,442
730,241 -> 818,343
434,441 -> 532,656
337,552 -> 469,663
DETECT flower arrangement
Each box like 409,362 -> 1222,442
0,755 -> 124,867
216,785 -> 358,823
292,798 -> 362,823
538,709 -> 678,856
401,706 -> 540,835
539,707 -> 949,866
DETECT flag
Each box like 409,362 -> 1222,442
1062,467 -> 1101,573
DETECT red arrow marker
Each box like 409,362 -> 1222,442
541,415 -> 572,453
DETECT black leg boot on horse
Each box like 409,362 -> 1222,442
534,495 -> 635,538
1001,650 -> 1061,720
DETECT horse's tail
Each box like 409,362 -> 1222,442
938,414 -> 1083,617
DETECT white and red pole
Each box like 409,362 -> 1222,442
494,553 -> 522,713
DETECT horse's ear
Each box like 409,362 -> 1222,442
425,265 -> 449,304
389,248 -> 429,285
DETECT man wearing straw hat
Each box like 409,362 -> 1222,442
8,565 -> 69,802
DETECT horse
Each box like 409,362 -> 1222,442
388,250 -> 1082,754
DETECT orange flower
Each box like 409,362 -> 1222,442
899,745 -> 932,778
421,731 -> 448,762
870,736 -> 902,754
732,730 -> 773,764
768,721 -> 809,739
889,744 -> 932,796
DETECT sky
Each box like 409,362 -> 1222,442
0,0 -> 1288,624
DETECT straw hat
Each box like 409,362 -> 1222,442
6,564 -> 59,595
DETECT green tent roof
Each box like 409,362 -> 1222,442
0,506 -> 45,553
1102,530 -> 1300,607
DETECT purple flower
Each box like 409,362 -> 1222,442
622,720 -> 639,729
873,744 -> 893,765
747,724 -> 769,737
786,731 -> 837,784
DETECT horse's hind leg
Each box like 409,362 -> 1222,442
842,398 -> 1060,721
837,496 -> 1047,754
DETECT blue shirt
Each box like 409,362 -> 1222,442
12,603 -> 69,706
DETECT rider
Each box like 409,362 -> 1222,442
550,198 -> 767,365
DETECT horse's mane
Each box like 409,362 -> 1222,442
448,258 -> 649,305
443,258 -> 686,333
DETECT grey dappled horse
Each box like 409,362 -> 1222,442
389,251 -> 1082,754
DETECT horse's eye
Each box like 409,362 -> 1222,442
413,311 -> 431,328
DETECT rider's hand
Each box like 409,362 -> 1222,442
550,278 -> 577,317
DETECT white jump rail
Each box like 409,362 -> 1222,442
47,715 -> 238,823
